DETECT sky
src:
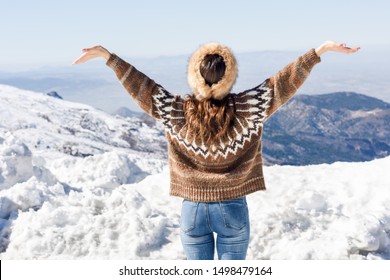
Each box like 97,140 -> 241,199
1,0 -> 389,70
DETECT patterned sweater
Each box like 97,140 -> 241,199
106,49 -> 321,202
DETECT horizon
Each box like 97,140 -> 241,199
1,46 -> 389,113
0,45 -> 389,72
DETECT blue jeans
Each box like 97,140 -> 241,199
180,197 -> 250,260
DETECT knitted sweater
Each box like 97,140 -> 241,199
106,49 -> 321,202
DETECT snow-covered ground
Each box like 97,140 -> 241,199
1,85 -> 389,259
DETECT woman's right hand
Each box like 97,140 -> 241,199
72,45 -> 111,65
315,41 -> 360,56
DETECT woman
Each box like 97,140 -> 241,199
73,41 -> 359,260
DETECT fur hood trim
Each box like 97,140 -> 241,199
187,42 -> 237,101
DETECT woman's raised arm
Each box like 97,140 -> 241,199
72,45 -> 176,121
262,41 -> 360,119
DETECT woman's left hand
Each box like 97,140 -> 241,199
72,45 -> 111,65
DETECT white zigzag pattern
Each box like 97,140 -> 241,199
153,83 -> 272,159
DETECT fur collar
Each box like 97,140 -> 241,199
187,43 -> 237,101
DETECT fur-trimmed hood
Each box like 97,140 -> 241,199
187,43 -> 237,101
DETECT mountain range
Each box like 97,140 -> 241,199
114,91 -> 390,166
0,84 -> 388,166
262,92 -> 390,165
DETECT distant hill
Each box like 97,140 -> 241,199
0,84 -> 167,160
45,91 -> 63,99
296,92 -> 390,111
12,81 -> 385,167
113,107 -> 157,128
114,92 -> 390,166
112,106 -> 143,118
262,92 -> 390,165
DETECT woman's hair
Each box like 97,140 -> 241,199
200,54 -> 226,86
184,95 -> 235,147
184,54 -> 235,148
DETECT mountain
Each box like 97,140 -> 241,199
112,107 -> 161,128
1,85 -> 390,260
0,84 -> 167,188
11,84 -> 386,168
112,106 -> 142,118
262,92 -> 390,165
295,92 -> 390,111
45,91 -> 63,99
112,92 -> 389,166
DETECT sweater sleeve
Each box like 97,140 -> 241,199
106,53 -> 175,120
264,48 -> 321,119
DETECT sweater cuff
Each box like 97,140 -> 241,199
106,53 -> 120,70
302,48 -> 321,69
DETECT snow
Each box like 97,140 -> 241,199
248,160 -> 390,260
1,84 -> 390,260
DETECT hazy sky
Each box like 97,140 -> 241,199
1,0 -> 389,69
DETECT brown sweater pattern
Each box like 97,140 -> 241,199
107,49 -> 321,202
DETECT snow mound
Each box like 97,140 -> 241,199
0,133 -> 34,190
0,136 -> 170,259
295,191 -> 328,213
2,186 -> 174,259
248,157 -> 390,260
48,152 -> 151,191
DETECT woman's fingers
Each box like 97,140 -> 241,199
72,52 -> 94,64
348,47 -> 360,53
316,41 -> 360,56
72,45 -> 111,65
82,45 -> 100,52
339,45 -> 361,53
330,42 -> 360,54
72,55 -> 82,65
72,53 -> 88,65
